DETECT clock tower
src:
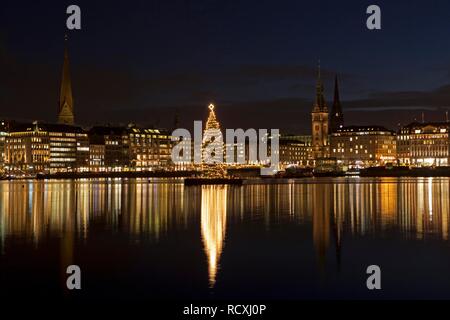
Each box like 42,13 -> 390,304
311,64 -> 330,159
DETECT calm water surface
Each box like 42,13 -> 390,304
1,177 -> 450,300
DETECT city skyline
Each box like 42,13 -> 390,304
2,1 -> 450,133
3,32 -> 450,135
4,1 -> 450,309
1,36 -> 447,176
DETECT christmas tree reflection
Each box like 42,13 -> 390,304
201,185 -> 227,287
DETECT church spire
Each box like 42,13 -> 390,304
330,75 -> 344,132
311,61 -> 330,160
58,35 -> 75,125
333,75 -> 340,106
313,61 -> 327,112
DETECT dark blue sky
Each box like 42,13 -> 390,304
1,0 -> 450,133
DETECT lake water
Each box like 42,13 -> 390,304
1,177 -> 450,300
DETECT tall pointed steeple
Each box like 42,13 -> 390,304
58,35 -> 75,125
330,75 -> 344,132
311,61 -> 330,160
313,61 -> 328,112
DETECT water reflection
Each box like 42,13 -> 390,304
201,186 -> 227,287
1,177 -> 450,284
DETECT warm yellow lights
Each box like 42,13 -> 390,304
200,185 -> 227,287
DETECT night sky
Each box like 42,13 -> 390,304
2,0 -> 450,134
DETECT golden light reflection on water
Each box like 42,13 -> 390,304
0,179 -> 190,246
1,177 -> 450,281
200,186 -> 227,287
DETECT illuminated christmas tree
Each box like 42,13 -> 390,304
202,104 -> 227,178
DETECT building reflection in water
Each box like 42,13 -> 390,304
200,185 -> 227,288
1,178 -> 450,273
0,179 -> 190,250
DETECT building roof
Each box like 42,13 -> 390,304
400,121 -> 450,134
335,125 -> 395,134
402,121 -> 449,129
89,126 -> 128,136
9,122 -> 84,133
89,125 -> 170,136
279,134 -> 312,145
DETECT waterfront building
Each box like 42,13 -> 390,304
58,36 -> 75,125
278,134 -> 313,168
311,66 -> 330,160
0,120 -> 8,173
128,125 -> 172,171
87,125 -> 173,172
89,143 -> 106,171
172,136 -> 196,170
397,122 -> 449,166
5,122 -> 173,174
88,126 -> 130,172
5,122 -> 87,174
330,126 -> 396,168
76,132 -> 90,172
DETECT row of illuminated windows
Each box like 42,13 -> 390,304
333,148 -> 394,154
50,147 -> 74,152
134,161 -> 163,166
31,150 -> 49,155
411,146 -> 448,150
346,131 -> 392,135
409,140 -> 449,145
50,152 -> 76,157
136,155 -> 166,160
334,143 -> 394,150
32,155 -> 48,163
50,137 -> 77,142
49,133 -> 76,137
49,158 -> 76,162
338,138 -> 395,144
411,149 -> 448,154
399,134 -> 448,140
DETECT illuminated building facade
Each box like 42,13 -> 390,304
88,126 -> 129,172
0,120 -> 8,173
278,135 -> 313,167
89,144 -> 106,171
311,66 -> 330,160
5,123 -> 173,174
330,126 -> 396,168
47,124 -> 88,172
6,123 -> 50,174
128,126 -> 172,170
5,122 -> 87,174
172,136 -> 195,170
397,122 -> 449,166
86,125 -> 173,172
